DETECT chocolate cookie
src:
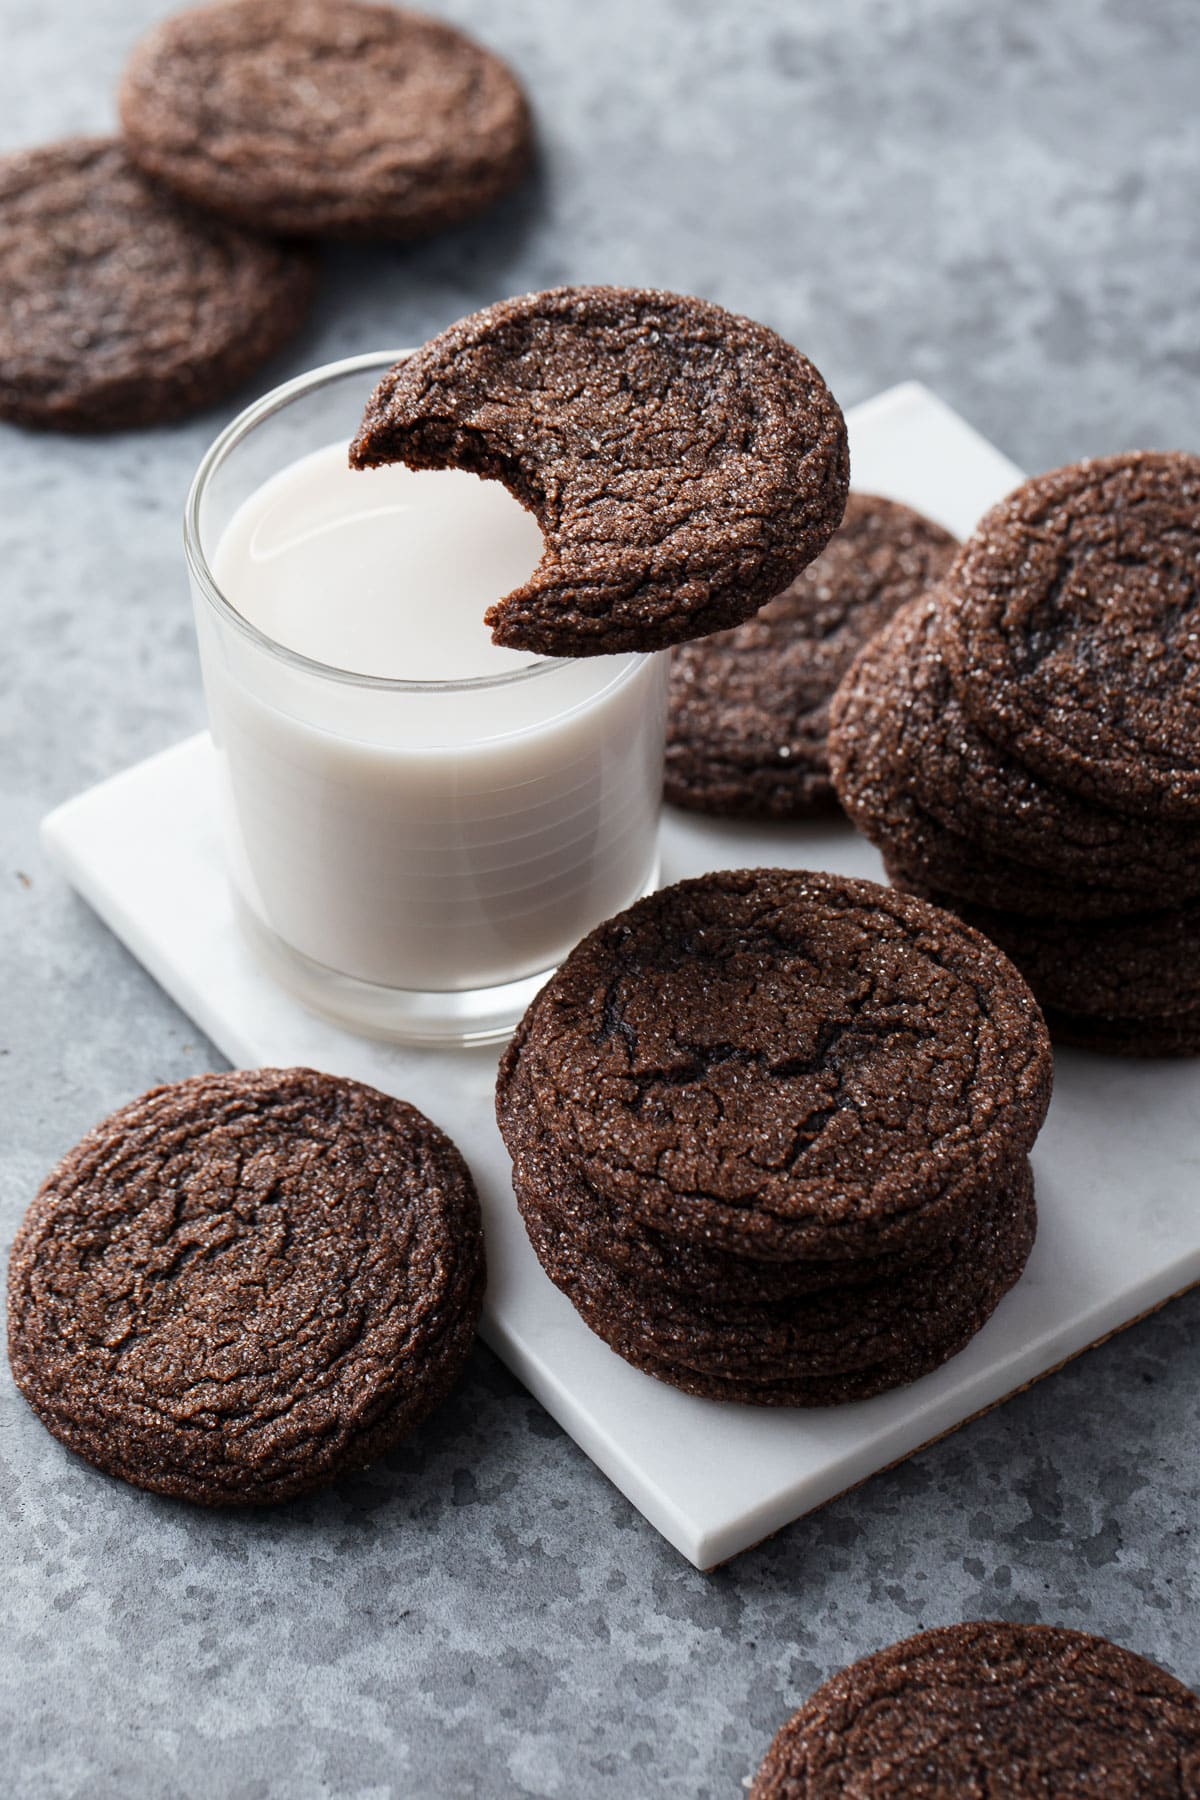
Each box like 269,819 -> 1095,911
501,1028 -> 1016,1303
750,1622 -> 1200,1797
907,892 -> 1200,1023
830,612 -> 1165,920
841,594 -> 1200,902
1042,1007 -> 1200,1059
664,495 -> 958,817
939,452 -> 1200,821
516,1157 -> 1034,1405
500,869 -> 1052,1266
878,822 -> 1156,922
120,0 -> 532,240
350,286 -> 849,656
0,138 -> 314,432
7,1068 -> 485,1504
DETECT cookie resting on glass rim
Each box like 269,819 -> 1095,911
350,286 -> 850,657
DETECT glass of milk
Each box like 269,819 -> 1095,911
185,351 -> 667,1046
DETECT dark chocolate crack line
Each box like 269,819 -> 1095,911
939,451 -> 1200,820
500,1023 -> 1030,1303
501,868 -> 1052,1264
828,600 -> 1186,920
841,592 -> 1200,898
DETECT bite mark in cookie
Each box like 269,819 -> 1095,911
351,286 -> 849,657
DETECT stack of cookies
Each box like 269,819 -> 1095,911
496,868 -> 1052,1405
831,451 -> 1200,1056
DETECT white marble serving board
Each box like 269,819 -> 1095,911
41,382 -> 1200,1570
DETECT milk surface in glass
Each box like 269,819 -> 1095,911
196,440 -> 666,1017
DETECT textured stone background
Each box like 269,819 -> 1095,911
2,1 -> 1198,1794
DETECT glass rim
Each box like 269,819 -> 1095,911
183,348 -> 571,695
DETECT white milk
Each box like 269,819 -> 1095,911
195,442 -> 667,1004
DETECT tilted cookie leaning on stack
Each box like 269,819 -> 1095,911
496,868 -> 1052,1404
830,451 -> 1200,1054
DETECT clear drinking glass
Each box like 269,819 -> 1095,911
185,352 -> 667,1046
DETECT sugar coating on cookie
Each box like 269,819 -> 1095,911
514,1136 -> 1035,1405
907,891 -> 1200,1025
7,1068 -> 485,1504
119,0 -> 532,239
828,492 -> 1200,1054
351,286 -> 850,657
497,868 -> 1050,1404
828,597 -> 1187,920
750,1622 -> 1200,1798
870,594 -> 1200,897
939,451 -> 1200,820
500,1014 -> 1026,1306
500,868 -> 1052,1263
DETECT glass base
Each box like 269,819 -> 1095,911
232,896 -> 553,1047
232,865 -> 659,1047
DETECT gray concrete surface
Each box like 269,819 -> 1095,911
2,1 -> 1198,1794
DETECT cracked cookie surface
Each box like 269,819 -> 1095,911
350,286 -> 849,656
833,593 -> 1200,902
119,0 -> 532,239
7,1067 -> 485,1504
500,1027 -> 1018,1302
500,868 -> 1052,1264
938,451 -> 1200,820
750,1622 -> 1200,1798
829,608 -> 1172,920
0,137 -> 314,431
665,494 -> 957,817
